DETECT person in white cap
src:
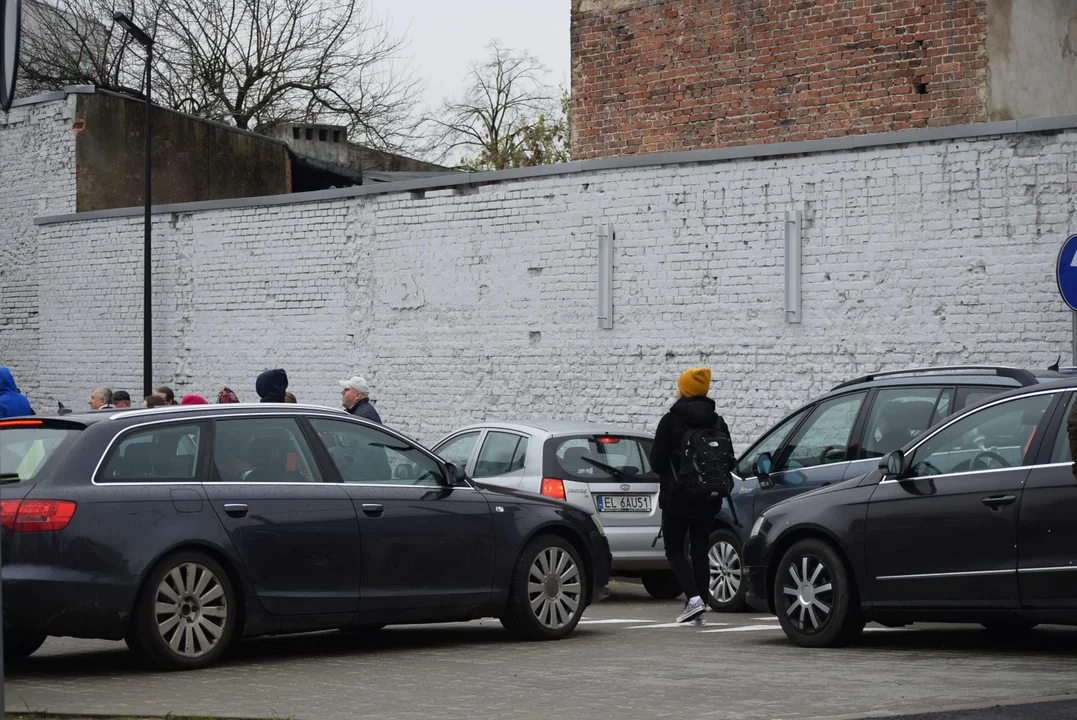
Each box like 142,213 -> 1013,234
339,376 -> 381,424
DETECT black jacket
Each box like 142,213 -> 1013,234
649,395 -> 734,517
346,397 -> 382,424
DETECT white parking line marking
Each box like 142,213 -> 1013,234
578,619 -> 654,625
863,627 -> 911,632
627,622 -> 729,629
701,624 -> 784,633
752,617 -> 778,621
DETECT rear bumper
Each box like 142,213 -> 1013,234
3,564 -> 140,640
590,532 -> 613,603
604,524 -> 669,572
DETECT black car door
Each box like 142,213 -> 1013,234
1017,391 -> 1077,608
866,391 -> 1059,609
308,418 -> 495,613
752,391 -> 868,511
203,416 -> 361,616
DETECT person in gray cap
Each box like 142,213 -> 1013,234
339,376 -> 381,424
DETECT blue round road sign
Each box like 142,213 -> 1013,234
1057,235 -> 1077,311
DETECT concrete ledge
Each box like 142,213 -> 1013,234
7,85 -> 95,109
34,114 -> 1077,226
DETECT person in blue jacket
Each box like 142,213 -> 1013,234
0,367 -> 33,418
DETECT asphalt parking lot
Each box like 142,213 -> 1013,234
5,581 -> 1077,720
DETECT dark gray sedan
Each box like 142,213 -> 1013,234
0,404 -> 611,669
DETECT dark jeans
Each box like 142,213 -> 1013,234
662,511 -> 711,601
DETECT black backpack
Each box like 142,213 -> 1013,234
676,425 -> 736,502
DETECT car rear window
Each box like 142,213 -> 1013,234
544,435 -> 656,484
0,423 -> 80,482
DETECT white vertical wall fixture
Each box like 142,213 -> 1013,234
598,224 -> 614,329
784,210 -> 802,324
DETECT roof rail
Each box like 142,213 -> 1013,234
831,366 -> 1039,391
107,402 -> 345,421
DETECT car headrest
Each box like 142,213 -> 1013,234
248,436 -> 287,469
120,443 -> 159,476
562,446 -> 591,473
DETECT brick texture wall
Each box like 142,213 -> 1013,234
27,129 -> 1073,449
0,97 -> 78,403
571,0 -> 989,159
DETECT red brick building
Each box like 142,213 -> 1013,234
570,0 -> 1077,159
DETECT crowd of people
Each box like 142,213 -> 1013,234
0,366 -> 382,424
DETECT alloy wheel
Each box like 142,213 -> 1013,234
154,562 -> 228,658
527,546 -> 582,629
781,554 -> 833,633
708,540 -> 742,603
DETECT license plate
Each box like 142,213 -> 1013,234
597,494 -> 651,512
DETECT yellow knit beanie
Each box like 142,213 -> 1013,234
677,367 -> 712,398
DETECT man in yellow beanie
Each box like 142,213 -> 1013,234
649,367 -> 736,625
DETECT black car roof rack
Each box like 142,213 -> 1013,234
831,365 -> 1039,391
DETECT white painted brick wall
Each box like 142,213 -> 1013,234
22,127 -> 1077,450
0,97 -> 78,404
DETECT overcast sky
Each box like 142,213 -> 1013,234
368,0 -> 572,116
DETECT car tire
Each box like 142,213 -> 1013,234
501,534 -> 587,640
706,529 -> 747,612
981,620 -> 1039,634
126,550 -> 238,670
641,570 -> 683,600
3,629 -> 46,665
773,538 -> 863,648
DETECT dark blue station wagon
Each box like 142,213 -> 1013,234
0,404 -> 611,669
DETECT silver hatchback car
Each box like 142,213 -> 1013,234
433,421 -> 683,598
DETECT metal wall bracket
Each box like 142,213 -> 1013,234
784,210 -> 802,324
598,224 -> 613,329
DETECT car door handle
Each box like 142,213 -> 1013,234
981,495 -> 1017,510
362,503 -> 384,517
223,503 -> 248,518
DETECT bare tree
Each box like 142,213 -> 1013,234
18,0 -> 424,150
19,0 -> 157,97
431,41 -> 568,171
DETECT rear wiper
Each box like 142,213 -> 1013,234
581,456 -> 630,481
0,473 -> 21,484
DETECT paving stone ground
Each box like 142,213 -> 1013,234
5,581 -> 1077,720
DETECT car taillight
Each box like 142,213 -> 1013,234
541,478 -> 566,500
596,436 -> 620,444
0,420 -> 42,428
0,500 -> 18,529
0,500 -> 77,532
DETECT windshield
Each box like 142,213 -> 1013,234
544,435 -> 657,483
0,426 -> 80,482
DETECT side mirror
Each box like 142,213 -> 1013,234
444,462 -> 468,487
882,449 -> 906,477
753,452 -> 774,488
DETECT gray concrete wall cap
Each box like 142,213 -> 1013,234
33,114 -> 1077,226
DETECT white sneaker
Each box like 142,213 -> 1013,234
690,614 -> 707,627
677,597 -> 706,623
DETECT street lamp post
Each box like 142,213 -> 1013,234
113,12 -> 154,398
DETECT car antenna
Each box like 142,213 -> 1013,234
58,401 -> 72,416
1049,356 -> 1061,372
